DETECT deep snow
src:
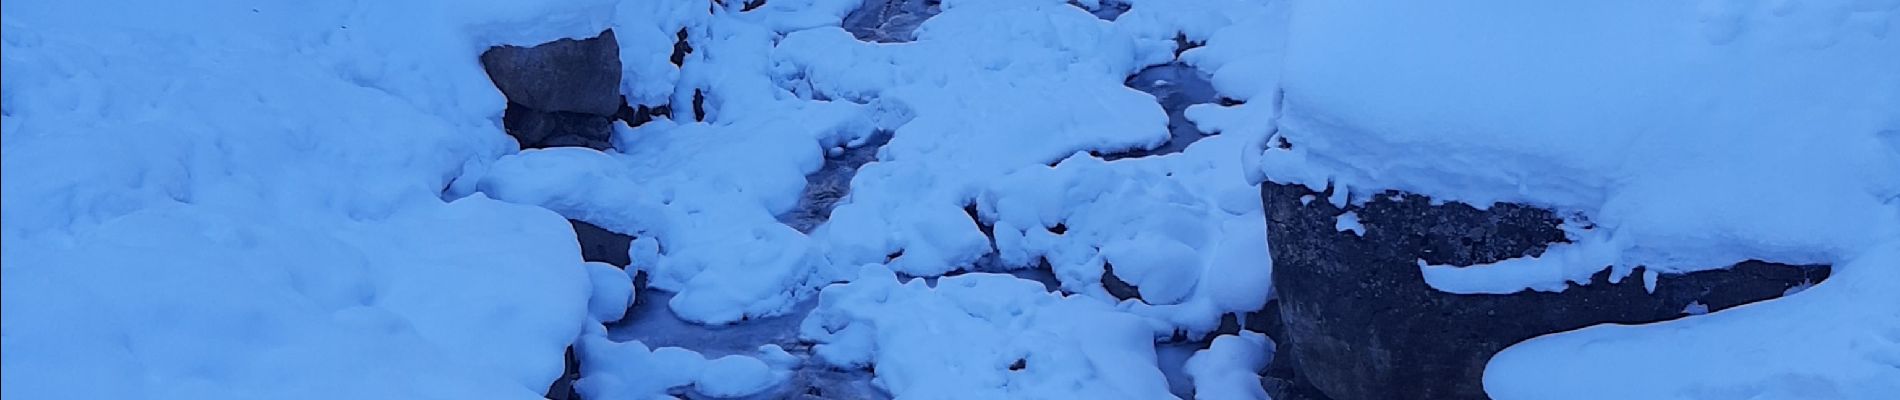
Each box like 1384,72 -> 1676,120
5,0 -> 1895,399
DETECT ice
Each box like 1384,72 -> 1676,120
781,131 -> 894,233
1105,62 -> 1220,160
842,0 -> 942,43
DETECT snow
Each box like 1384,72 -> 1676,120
34,0 -> 1889,398
1260,0 -> 1900,273
1485,241 -> 1900,400
1419,229 -> 1623,294
587,262 -> 637,323
0,0 -> 639,397
1255,1 -> 1900,398
1333,211 -> 1363,236
696,354 -> 785,397
471,0 -> 1282,334
800,265 -> 1177,399
574,325 -> 793,399
1184,332 -> 1273,400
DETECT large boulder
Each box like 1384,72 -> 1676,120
481,30 -> 622,116
481,30 -> 622,150
1260,181 -> 1829,400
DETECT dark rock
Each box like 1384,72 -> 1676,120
692,89 -> 707,122
1171,33 -> 1204,58
571,219 -> 633,267
614,97 -> 672,129
1250,299 -> 1331,400
962,202 -> 994,239
671,28 -> 693,67
545,346 -> 583,400
1101,262 -> 1142,302
843,0 -> 941,43
481,30 -> 622,116
1261,181 -> 1829,400
503,103 -> 613,150
630,270 -> 649,308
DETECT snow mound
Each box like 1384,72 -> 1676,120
979,154 -> 1272,335
1,0 -> 625,397
1184,332 -> 1273,400
1485,240 -> 1900,400
1261,0 -> 1900,272
800,265 -> 1176,399
575,327 -> 794,399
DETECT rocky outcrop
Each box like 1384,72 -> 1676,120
482,30 -> 622,115
481,30 -> 622,150
1259,181 -> 1829,400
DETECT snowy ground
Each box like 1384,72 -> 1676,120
4,0 -> 1894,399
1259,1 -> 1900,399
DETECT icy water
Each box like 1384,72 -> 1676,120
842,0 -> 940,43
780,131 -> 891,233
1108,62 -> 1220,160
603,55 -> 1224,400
608,289 -> 889,400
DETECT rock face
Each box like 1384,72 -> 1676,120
571,219 -> 633,268
481,30 -> 622,115
1259,181 -> 1829,400
480,30 -> 622,150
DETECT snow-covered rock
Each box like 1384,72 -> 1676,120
1259,182 -> 1831,400
1254,1 -> 1899,399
